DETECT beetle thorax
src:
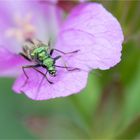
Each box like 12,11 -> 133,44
31,47 -> 56,76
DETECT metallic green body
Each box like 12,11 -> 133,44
31,46 -> 56,76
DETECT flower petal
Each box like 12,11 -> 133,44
0,47 -> 27,77
55,3 -> 124,70
13,68 -> 88,100
0,0 -> 61,52
38,1 -> 63,40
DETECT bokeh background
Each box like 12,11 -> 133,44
0,0 -> 140,139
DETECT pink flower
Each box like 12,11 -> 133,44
0,0 -> 61,76
0,2 -> 124,100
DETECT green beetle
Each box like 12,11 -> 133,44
20,39 -> 79,85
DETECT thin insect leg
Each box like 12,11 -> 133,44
40,71 -> 53,85
54,55 -> 80,71
22,66 -> 31,88
22,65 -> 53,88
55,65 -> 80,71
54,55 -> 61,61
22,64 -> 41,88
25,38 -> 34,44
19,53 -> 31,61
50,49 -> 54,56
31,67 -> 53,84
53,49 -> 80,55
36,71 -> 50,99
22,67 -> 29,80
38,71 -> 48,89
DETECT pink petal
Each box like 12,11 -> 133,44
38,1 -> 63,39
55,3 -> 124,70
0,0 -> 62,52
0,47 -> 27,77
13,68 -> 88,100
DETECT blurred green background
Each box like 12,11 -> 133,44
1,0 -> 140,139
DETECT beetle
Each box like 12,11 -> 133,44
20,39 -> 80,85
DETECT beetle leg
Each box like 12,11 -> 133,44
19,53 -> 31,61
50,49 -> 54,56
55,65 -> 80,71
54,55 -> 61,61
53,48 -> 80,55
22,64 -> 53,88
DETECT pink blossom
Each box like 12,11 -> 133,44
0,2 -> 124,100
0,0 -> 61,76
